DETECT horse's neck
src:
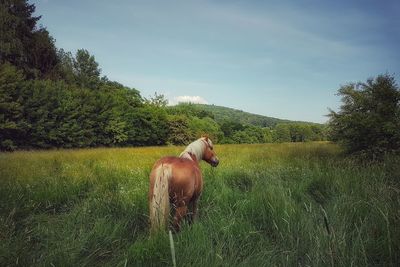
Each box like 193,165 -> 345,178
180,139 -> 204,162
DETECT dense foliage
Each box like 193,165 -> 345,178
328,74 -> 400,157
0,0 -> 59,79
0,0 -> 327,151
188,104 -> 291,127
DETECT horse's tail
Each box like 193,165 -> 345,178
149,164 -> 171,234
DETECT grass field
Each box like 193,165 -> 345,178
0,142 -> 399,266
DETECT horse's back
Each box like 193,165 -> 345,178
150,156 -> 202,204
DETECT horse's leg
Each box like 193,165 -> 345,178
173,205 -> 188,232
188,197 -> 199,224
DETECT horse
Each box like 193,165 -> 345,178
149,136 -> 219,233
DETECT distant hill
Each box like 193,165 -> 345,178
191,104 -> 315,127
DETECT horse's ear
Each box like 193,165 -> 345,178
201,134 -> 209,141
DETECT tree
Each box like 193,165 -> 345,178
231,130 -> 256,144
288,124 -> 314,142
188,117 -> 223,143
146,92 -> 168,107
28,28 -> 59,79
167,115 -> 192,145
73,49 -> 101,89
262,128 -> 273,143
55,48 -> 75,83
125,105 -> 169,146
328,74 -> 400,157
273,123 -> 291,142
310,124 -> 327,141
220,120 -> 244,138
0,63 -> 28,150
0,0 -> 58,78
243,125 -> 265,143
167,103 -> 214,119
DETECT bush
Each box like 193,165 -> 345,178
328,74 -> 400,158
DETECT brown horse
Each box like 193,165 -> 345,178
149,136 -> 219,233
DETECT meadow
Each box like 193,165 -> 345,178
0,142 -> 399,266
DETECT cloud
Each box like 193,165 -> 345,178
171,95 -> 208,105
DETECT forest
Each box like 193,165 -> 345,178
0,0 -> 326,151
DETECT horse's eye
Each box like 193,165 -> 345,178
210,146 -> 213,150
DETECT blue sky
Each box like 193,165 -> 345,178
32,0 -> 400,123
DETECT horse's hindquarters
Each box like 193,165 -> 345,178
149,156 -> 203,231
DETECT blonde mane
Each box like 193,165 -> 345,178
179,137 -> 213,161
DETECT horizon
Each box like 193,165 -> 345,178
32,0 -> 400,123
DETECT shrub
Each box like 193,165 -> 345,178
328,74 -> 400,158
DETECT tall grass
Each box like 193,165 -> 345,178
0,142 -> 399,266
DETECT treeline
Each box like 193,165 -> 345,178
0,62 -> 327,150
190,104 -> 291,127
166,103 -> 327,144
0,0 -> 327,150
1,63 -> 170,150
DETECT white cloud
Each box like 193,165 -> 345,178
170,95 -> 208,105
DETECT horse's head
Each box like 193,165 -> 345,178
201,136 -> 219,167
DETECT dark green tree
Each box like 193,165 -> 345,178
0,0 -> 58,78
231,130 -> 256,144
0,63 -> 29,150
220,120 -> 244,137
273,123 -> 291,142
28,28 -> 59,79
125,105 -> 169,146
328,74 -> 400,156
73,49 -> 101,89
288,124 -> 313,142
310,124 -> 327,141
55,48 -> 75,83
167,115 -> 192,145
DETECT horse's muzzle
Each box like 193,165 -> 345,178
211,157 -> 219,167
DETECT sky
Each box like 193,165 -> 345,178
31,0 -> 400,123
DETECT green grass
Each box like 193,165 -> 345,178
0,142 -> 399,266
